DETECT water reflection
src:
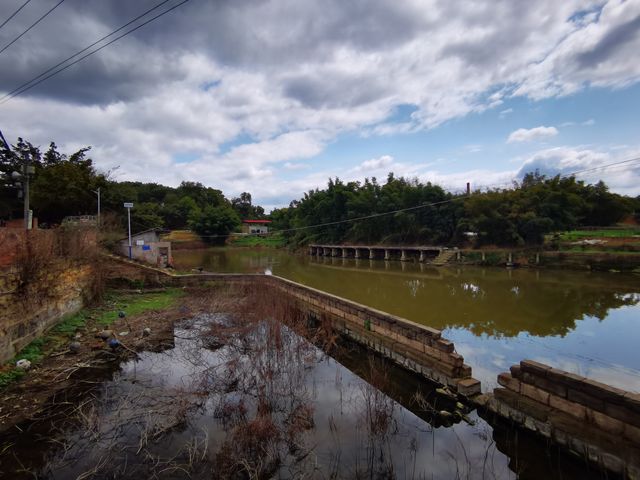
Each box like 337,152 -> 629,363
172,248 -> 640,391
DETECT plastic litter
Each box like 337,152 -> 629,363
16,359 -> 31,370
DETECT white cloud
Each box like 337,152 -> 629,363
283,162 -> 310,171
507,126 -> 559,143
0,0 -> 639,206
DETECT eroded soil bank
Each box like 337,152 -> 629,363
0,285 -> 619,479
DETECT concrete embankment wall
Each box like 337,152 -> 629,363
0,262 -> 93,362
481,360 -> 640,477
262,275 -> 480,396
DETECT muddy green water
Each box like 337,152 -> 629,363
173,247 -> 640,392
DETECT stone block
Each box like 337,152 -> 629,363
497,372 -> 521,393
520,371 -> 567,397
604,402 -> 640,429
520,359 -> 552,377
510,365 -> 522,379
459,364 -> 472,378
435,339 -> 454,353
587,409 -> 624,435
623,391 -> 640,409
567,388 -> 604,412
624,423 -> 640,443
549,393 -> 586,420
579,378 -> 627,402
547,369 -> 586,391
521,383 -> 550,405
456,378 -> 481,396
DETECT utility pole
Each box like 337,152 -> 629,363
93,187 -> 101,227
24,152 -> 30,230
124,202 -> 133,258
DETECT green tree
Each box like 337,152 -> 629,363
188,205 -> 240,244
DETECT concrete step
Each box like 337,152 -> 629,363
432,250 -> 457,265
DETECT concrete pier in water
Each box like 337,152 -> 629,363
309,244 -> 456,264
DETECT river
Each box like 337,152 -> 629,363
173,247 -> 640,393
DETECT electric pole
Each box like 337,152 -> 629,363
93,187 -> 101,227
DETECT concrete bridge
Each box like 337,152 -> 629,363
309,244 -> 460,264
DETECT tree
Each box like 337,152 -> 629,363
30,146 -> 106,224
188,205 -> 240,244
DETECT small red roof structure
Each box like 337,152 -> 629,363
242,219 -> 272,223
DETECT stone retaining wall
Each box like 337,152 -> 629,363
0,262 -> 93,362
482,360 -> 640,478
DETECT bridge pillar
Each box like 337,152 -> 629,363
419,251 -> 426,262
342,248 -> 348,258
456,250 -> 461,261
332,248 -> 339,257
401,250 -> 408,261
355,248 -> 361,259
369,248 -> 375,259
324,247 -> 330,256
384,249 -> 390,260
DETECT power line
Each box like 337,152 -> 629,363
0,0 -> 191,104
0,0 -> 174,103
218,155 -> 640,239
0,0 -> 66,56
560,156 -> 640,178
100,154 -> 640,241
0,0 -> 33,32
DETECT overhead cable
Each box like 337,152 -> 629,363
0,0 -> 191,104
0,0 -> 33,32
0,0 -> 174,103
0,0 -> 66,55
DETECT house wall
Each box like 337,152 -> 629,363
241,224 -> 269,234
119,241 -> 172,267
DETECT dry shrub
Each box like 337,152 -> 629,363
215,413 -> 282,479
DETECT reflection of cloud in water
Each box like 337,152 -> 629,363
533,356 -> 640,393
491,353 -> 507,369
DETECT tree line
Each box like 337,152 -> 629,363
270,172 -> 639,247
0,138 -> 264,241
2,137 -> 638,247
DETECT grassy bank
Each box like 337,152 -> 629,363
0,288 -> 183,388
228,234 -> 286,248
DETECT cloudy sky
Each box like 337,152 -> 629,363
1,0 -> 639,209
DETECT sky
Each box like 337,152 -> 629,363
0,0 -> 639,210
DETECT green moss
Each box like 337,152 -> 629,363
0,369 -> 25,388
95,288 -> 183,326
